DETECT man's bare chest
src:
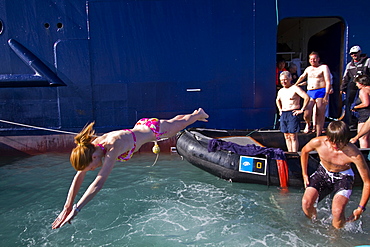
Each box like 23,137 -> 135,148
319,151 -> 352,172
308,67 -> 324,79
280,88 -> 298,100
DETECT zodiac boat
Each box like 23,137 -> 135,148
176,128 -> 368,188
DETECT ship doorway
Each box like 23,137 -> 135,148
277,17 -> 345,119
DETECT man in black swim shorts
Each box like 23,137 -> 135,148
300,121 -> 370,228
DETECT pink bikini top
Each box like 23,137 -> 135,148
96,129 -> 137,162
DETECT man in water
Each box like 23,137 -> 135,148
295,52 -> 331,136
276,71 -> 309,152
300,120 -> 370,229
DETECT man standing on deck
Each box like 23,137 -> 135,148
300,120 -> 370,229
295,52 -> 331,136
341,45 -> 370,126
276,71 -> 309,152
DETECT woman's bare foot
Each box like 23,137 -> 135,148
195,108 -> 209,122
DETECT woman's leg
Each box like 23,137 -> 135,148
358,122 -> 370,148
363,131 -> 370,148
160,108 -> 209,138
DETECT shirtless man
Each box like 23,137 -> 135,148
295,52 -> 331,136
276,71 -> 310,152
300,121 -> 370,229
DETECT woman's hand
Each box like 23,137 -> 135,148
52,207 -> 72,229
59,207 -> 79,227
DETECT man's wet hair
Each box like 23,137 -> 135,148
326,121 -> 350,146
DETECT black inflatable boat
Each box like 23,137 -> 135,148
176,129 -> 368,188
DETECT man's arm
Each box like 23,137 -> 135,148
322,65 -> 332,103
295,69 -> 308,86
300,139 -> 317,187
341,63 -> 351,93
291,86 -> 310,116
349,149 -> 370,221
365,58 -> 370,76
296,86 -> 310,111
276,91 -> 282,115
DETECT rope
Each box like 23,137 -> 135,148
151,153 -> 160,166
0,119 -> 78,135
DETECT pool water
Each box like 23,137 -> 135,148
0,153 -> 369,246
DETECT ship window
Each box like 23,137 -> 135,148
57,23 -> 63,29
44,23 -> 50,29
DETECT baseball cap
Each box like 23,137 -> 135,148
349,45 -> 361,54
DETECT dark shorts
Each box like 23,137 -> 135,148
307,88 -> 326,100
280,111 -> 300,133
308,164 -> 354,202
357,109 -> 370,123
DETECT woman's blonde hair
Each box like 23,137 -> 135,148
70,122 -> 97,171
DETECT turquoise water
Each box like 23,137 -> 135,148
0,153 -> 369,247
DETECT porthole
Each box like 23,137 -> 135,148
44,23 -> 50,29
56,22 -> 63,29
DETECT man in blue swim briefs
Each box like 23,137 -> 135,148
276,71 -> 309,152
300,121 -> 370,229
295,52 -> 332,137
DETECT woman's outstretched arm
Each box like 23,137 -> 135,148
52,171 -> 86,229
57,154 -> 117,228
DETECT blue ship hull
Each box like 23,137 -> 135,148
0,0 -> 368,137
